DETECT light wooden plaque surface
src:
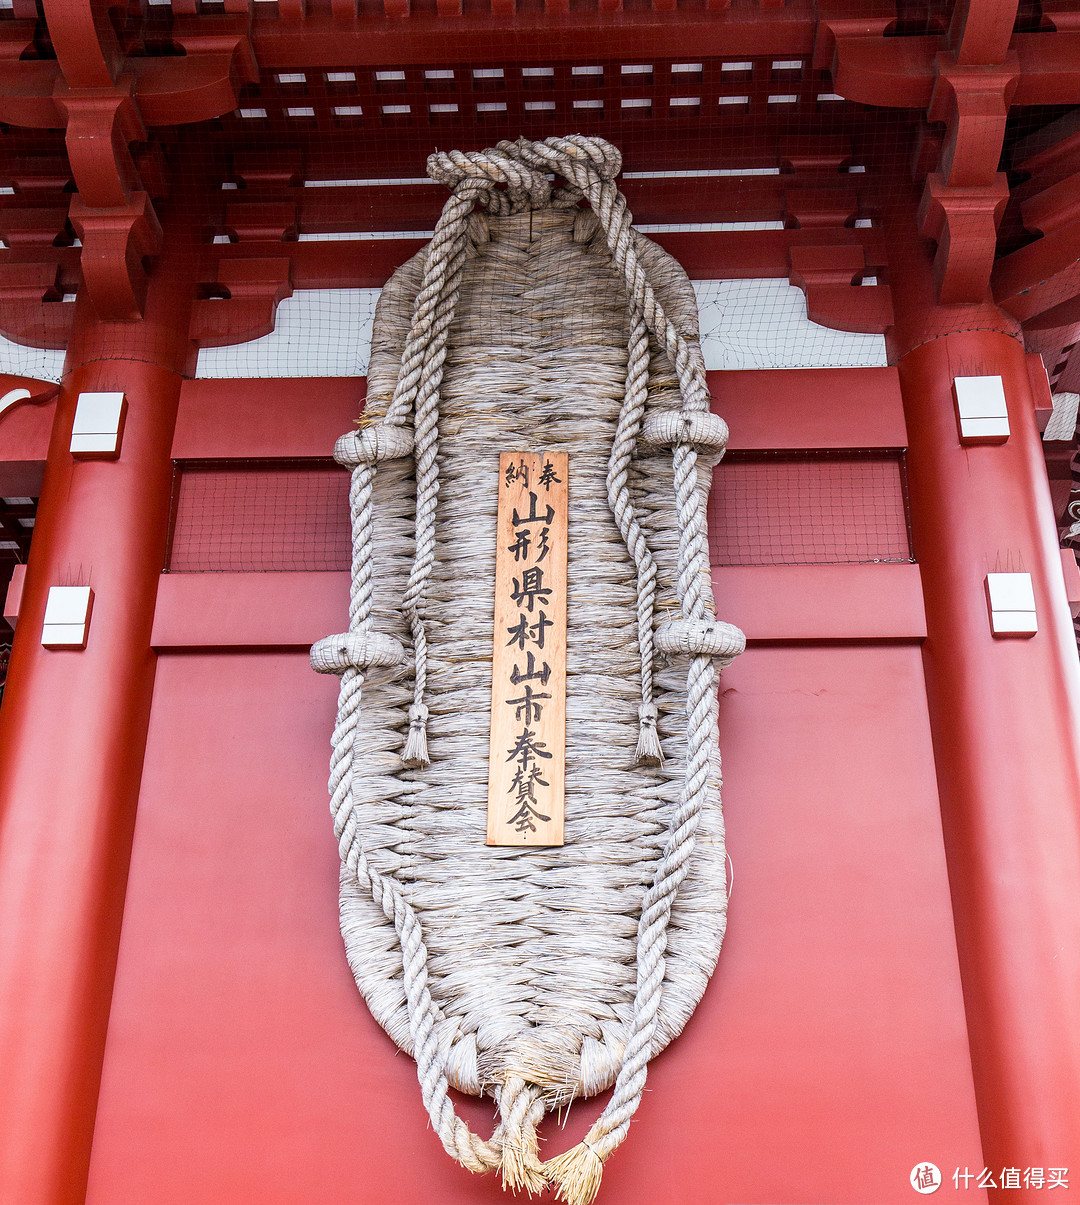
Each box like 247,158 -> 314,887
486,451 -> 568,847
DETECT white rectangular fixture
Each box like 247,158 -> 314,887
42,586 -> 94,649
71,391 -> 126,458
986,572 -> 1037,636
954,375 -> 1010,443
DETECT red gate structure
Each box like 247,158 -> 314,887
1,3 -> 1080,1205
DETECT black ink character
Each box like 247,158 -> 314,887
506,683 -> 550,725
538,460 -> 562,491
507,529 -> 532,562
510,650 -> 551,686
507,764 -> 551,834
505,459 -> 529,489
512,492 -> 555,528
505,610 -> 554,651
505,727 -> 553,768
511,566 -> 552,613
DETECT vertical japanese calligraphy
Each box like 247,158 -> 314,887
487,451 -> 568,846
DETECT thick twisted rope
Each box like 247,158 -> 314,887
605,299 -> 664,764
395,148 -> 558,766
496,136 -> 735,1205
316,134 -> 743,1202
325,465 -> 504,1175
319,143 -> 564,1186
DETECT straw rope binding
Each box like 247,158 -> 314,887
313,134 -> 745,1203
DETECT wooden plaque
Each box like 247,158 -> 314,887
486,451 -> 568,847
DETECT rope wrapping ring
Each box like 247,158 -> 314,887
314,134 -> 745,1205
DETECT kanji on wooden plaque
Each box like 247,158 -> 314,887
487,451 -> 568,847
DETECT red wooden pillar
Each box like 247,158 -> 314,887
0,232 -> 194,1205
892,251 -> 1080,1188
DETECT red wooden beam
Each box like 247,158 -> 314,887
249,9 -> 818,68
948,0 -> 1020,66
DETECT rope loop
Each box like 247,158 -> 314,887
655,616 -> 746,665
334,425 -> 414,467
310,631 -> 407,676
639,410 -> 729,458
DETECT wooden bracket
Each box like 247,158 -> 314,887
788,244 -> 894,334
68,191 -> 162,320
918,172 -> 1009,304
191,258 -> 293,349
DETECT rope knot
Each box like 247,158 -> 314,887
334,424 -> 414,468
655,617 -> 746,667
560,134 -> 622,181
310,631 -> 407,676
427,146 -> 551,215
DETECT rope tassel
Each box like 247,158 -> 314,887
403,702 -> 430,768
634,702 -> 664,767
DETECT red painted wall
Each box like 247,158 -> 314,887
65,362 -> 986,1204
84,644 -> 983,1205
16,342 -> 1080,1201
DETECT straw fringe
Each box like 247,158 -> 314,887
545,1141 -> 606,1205
497,1079 -> 548,1195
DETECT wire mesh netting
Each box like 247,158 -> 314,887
166,451 -> 912,573
694,279 -> 886,371
0,339 -> 65,384
187,278 -> 886,380
708,450 -> 914,566
166,461 -> 351,572
194,289 -> 383,379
